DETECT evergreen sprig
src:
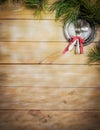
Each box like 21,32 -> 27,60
87,42 -> 100,63
24,0 -> 48,16
50,0 -> 100,24
79,0 -> 100,24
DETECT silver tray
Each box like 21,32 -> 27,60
64,19 -> 95,46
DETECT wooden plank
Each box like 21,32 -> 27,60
0,87 -> 100,109
0,41 -> 97,64
0,20 -> 99,42
0,20 -> 65,41
0,65 -> 100,87
0,8 -> 55,20
0,111 -> 100,130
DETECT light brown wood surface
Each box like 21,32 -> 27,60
0,20 -> 65,41
0,65 -> 100,87
0,111 -> 100,130
0,2 -> 100,130
0,7 -> 55,19
0,87 -> 100,109
0,41 -> 99,64
0,20 -> 99,42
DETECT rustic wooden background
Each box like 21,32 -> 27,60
0,1 -> 100,130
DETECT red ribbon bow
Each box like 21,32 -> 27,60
62,36 -> 85,54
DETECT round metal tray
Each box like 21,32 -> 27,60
64,19 -> 95,46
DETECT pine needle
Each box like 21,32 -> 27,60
50,0 -> 100,24
50,0 -> 80,22
79,0 -> 100,24
24,0 -> 48,16
87,42 -> 100,63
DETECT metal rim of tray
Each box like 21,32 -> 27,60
63,19 -> 95,46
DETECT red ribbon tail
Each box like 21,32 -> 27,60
62,46 -> 69,54
62,41 -> 73,54
62,36 -> 85,54
79,37 -> 85,54
80,42 -> 84,54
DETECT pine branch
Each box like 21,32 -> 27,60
79,0 -> 100,24
87,42 -> 100,63
50,0 -> 100,24
49,0 -> 80,22
24,0 -> 48,16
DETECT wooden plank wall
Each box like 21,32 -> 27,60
0,2 -> 100,130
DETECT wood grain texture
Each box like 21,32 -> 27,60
0,87 -> 100,109
0,20 -> 99,42
0,2 -> 100,130
0,111 -> 100,130
0,42 -> 99,64
0,7 -> 55,20
0,65 -> 100,87
0,20 -> 64,41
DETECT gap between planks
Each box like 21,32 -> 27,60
0,86 -> 100,88
0,63 -> 100,65
0,109 -> 100,112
